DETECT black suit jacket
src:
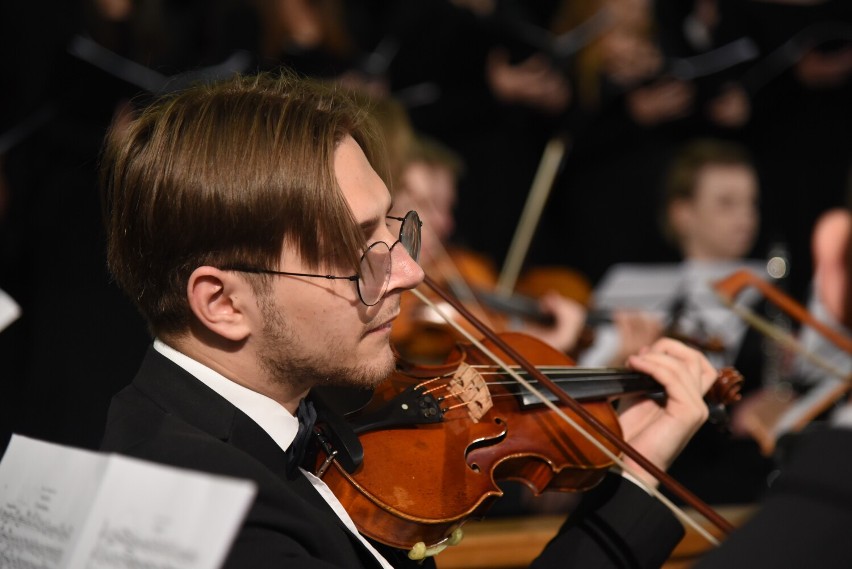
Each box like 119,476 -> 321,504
694,426 -> 852,568
100,347 -> 425,569
101,347 -> 686,568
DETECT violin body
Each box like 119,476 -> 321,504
313,333 -> 622,550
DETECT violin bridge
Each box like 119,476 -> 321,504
448,363 -> 493,423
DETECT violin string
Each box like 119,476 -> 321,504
414,374 -> 551,402
478,378 -> 629,389
408,365 -> 635,376
410,287 -> 721,546
415,376 -> 457,397
467,368 -> 652,388
437,388 -> 588,405
442,399 -> 475,412
470,365 -> 631,374
436,391 -> 517,403
473,370 -> 644,378
422,384 -> 451,397
428,377 -> 650,402
408,369 -> 644,393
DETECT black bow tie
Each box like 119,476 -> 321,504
285,398 -> 317,476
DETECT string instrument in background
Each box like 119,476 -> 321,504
391,244 -> 730,367
310,275 -> 744,558
713,269 -> 852,455
391,244 -> 597,362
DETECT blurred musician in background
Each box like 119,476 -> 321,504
579,138 -> 778,505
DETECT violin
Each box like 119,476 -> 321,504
391,246 -> 596,362
310,275 -> 743,553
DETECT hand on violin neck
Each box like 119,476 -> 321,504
519,292 -> 587,353
616,338 -> 718,489
607,310 -> 665,367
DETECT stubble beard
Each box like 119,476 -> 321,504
257,297 -> 395,393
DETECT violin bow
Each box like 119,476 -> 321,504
416,274 -> 735,544
425,235 -> 499,330
713,269 -> 852,355
404,191 -> 499,329
714,298 -> 849,380
496,135 -> 569,297
713,269 -> 852,451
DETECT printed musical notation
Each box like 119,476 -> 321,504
85,521 -> 197,569
0,435 -> 256,569
0,500 -> 71,568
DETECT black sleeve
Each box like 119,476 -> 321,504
531,473 -> 684,569
694,427 -> 852,568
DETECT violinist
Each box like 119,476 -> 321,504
586,138 -> 776,505
585,138 -> 764,371
683,196 -> 852,568
98,70 -> 722,568
388,132 -> 588,358
557,180 -> 852,569
791,207 -> 852,385
383,114 -> 666,367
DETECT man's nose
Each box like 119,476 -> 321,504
388,243 -> 425,293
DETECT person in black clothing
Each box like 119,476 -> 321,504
577,138 -> 777,505
0,0 -> 256,453
99,70 -> 719,568
687,197 -> 852,568
554,199 -> 852,568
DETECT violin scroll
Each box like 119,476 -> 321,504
707,367 -> 744,406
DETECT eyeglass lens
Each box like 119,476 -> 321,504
400,210 -> 421,262
356,211 -> 421,305
358,242 -> 392,305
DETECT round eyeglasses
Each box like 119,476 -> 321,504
221,210 -> 421,306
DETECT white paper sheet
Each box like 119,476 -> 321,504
0,435 -> 256,569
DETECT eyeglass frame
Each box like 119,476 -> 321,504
219,210 -> 421,306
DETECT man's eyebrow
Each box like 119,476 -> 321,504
359,215 -> 382,236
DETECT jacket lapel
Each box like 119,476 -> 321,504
130,348 -> 386,566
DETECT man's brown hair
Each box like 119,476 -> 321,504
844,187 -> 852,329
101,72 -> 387,337
661,138 -> 755,246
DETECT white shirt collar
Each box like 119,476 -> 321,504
153,339 -> 300,452
151,340 -> 396,569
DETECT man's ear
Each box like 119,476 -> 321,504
812,209 -> 850,323
186,267 -> 255,342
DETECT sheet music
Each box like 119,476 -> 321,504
580,261 -> 767,368
592,261 -> 766,314
592,263 -> 684,315
0,436 -> 105,568
0,435 -> 256,569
